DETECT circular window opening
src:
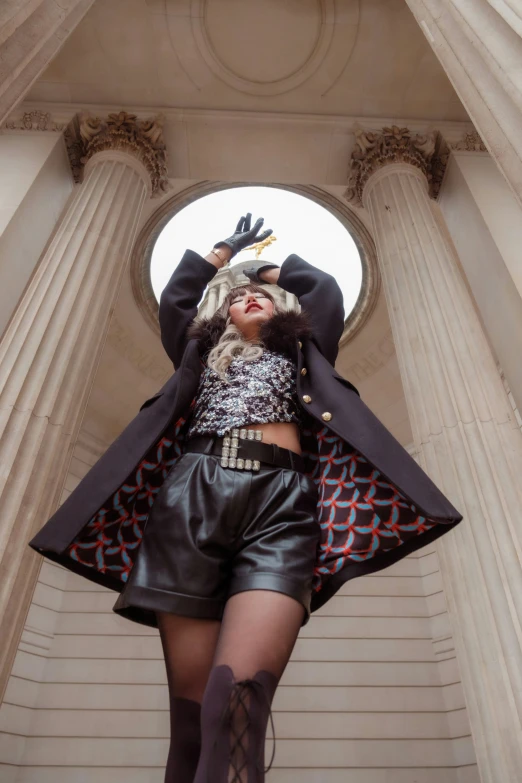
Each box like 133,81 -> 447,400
150,186 -> 363,316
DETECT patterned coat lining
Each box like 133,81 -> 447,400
66,398 -> 439,605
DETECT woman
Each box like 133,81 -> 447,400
29,213 -> 463,782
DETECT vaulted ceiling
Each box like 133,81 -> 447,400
29,0 -> 468,122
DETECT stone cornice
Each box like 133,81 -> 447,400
9,100 -> 476,136
344,125 -> 449,206
64,111 -> 170,196
3,110 -> 65,132
450,128 -> 487,152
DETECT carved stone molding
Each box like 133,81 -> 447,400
168,0 -> 358,98
451,129 -> 487,152
64,111 -> 170,196
345,125 -> 449,206
3,110 -> 65,132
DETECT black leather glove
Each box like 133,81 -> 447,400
243,263 -> 280,285
214,213 -> 273,259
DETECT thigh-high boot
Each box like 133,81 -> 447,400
193,664 -> 278,783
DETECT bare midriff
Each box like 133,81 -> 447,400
243,421 -> 302,456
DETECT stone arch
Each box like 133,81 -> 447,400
130,181 -> 380,348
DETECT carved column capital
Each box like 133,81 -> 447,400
65,111 -> 170,196
345,125 -> 448,206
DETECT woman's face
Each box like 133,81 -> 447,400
228,290 -> 274,341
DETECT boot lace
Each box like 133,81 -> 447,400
209,677 -> 276,782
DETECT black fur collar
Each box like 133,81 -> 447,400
186,308 -> 314,361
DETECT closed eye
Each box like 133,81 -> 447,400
231,294 -> 268,305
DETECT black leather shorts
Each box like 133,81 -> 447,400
112,449 -> 321,629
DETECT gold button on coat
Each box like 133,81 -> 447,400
321,412 -> 332,421
300,367 -> 307,376
302,395 -> 312,403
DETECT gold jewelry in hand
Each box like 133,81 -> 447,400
244,234 -> 278,259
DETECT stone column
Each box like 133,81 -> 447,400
207,285 -> 218,316
217,282 -> 228,309
346,126 -> 522,782
0,111 -> 169,701
0,0 -> 96,126
405,0 -> 522,205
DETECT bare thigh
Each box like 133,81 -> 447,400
156,611 -> 222,703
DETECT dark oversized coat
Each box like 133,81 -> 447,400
29,249 -> 463,616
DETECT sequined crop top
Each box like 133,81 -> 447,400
186,350 -> 304,439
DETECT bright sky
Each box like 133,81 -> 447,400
151,186 -> 362,314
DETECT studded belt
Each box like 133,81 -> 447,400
184,428 -> 307,473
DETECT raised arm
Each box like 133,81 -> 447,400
158,250 -> 222,368
159,214 -> 273,368
263,255 -> 345,366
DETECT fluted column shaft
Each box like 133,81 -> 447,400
206,285 -> 218,316
0,0 -> 96,125
363,161 -> 522,781
0,148 -> 149,699
217,282 -> 228,309
405,0 -> 522,205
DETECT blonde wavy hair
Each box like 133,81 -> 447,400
206,283 -> 286,383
